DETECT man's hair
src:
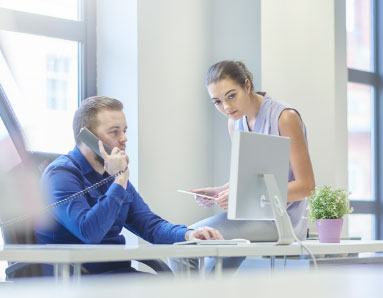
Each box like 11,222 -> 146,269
73,96 -> 123,145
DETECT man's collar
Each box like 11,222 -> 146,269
70,146 -> 99,175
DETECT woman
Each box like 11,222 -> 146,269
170,60 -> 315,273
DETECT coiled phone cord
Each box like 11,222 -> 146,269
0,166 -> 128,228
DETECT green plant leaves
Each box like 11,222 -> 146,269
307,185 -> 353,222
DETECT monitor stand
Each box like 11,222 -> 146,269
261,174 -> 295,245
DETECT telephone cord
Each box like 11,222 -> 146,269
0,166 -> 128,228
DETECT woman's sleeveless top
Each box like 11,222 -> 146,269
233,93 -> 308,240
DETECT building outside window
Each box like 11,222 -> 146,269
346,0 -> 382,240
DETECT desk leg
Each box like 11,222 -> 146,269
62,264 -> 71,282
54,264 -> 61,282
215,257 -> 223,278
73,263 -> 82,282
53,264 -> 70,282
199,257 -> 205,279
184,259 -> 191,279
270,256 -> 275,271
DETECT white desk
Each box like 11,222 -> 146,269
214,240 -> 383,273
1,240 -> 383,281
0,244 -> 217,281
216,240 -> 383,257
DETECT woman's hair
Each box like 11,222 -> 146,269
73,96 -> 123,145
205,60 -> 255,92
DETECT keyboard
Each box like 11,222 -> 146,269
174,239 -> 250,245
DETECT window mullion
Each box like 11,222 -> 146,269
348,69 -> 379,86
83,0 -> 96,99
0,8 -> 85,42
350,200 -> 379,214
375,0 -> 383,239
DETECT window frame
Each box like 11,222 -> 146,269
0,0 -> 96,114
348,0 -> 383,239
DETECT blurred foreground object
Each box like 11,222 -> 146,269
0,134 -> 49,232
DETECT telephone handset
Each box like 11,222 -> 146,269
77,127 -> 112,159
0,129 -> 127,228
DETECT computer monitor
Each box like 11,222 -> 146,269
227,130 -> 295,244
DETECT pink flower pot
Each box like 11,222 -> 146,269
316,218 -> 344,243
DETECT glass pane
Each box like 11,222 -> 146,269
0,30 -> 79,153
0,0 -> 79,20
0,120 -> 22,281
346,0 -> 374,71
0,118 -> 22,172
347,83 -> 373,201
348,214 -> 375,240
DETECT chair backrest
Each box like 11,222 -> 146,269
2,227 -> 43,278
2,151 -> 60,242
1,152 -> 59,278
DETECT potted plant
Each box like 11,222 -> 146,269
308,185 -> 353,243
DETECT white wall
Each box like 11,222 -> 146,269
260,0 -> 348,189
97,0 -> 138,187
207,0 -> 261,192
137,0 -> 262,224
97,0 -> 139,243
136,0 -> 213,225
260,0 -> 348,234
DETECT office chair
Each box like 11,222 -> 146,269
1,151 -> 172,280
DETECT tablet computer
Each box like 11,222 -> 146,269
177,190 -> 216,200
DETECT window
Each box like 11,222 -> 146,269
0,0 -> 95,280
0,0 -> 96,153
346,0 -> 383,239
0,31 -> 79,153
0,0 -> 80,20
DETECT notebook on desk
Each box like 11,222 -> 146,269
174,239 -> 250,245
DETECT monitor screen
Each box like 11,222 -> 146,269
227,130 -> 290,221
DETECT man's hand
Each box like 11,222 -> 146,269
185,226 -> 224,241
99,141 -> 129,188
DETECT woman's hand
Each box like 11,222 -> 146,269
215,188 -> 230,210
190,187 -> 218,208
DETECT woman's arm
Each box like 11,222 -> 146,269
279,109 -> 315,202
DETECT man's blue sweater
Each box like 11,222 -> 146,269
35,146 -> 188,274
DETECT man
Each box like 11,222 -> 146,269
35,96 -> 222,275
